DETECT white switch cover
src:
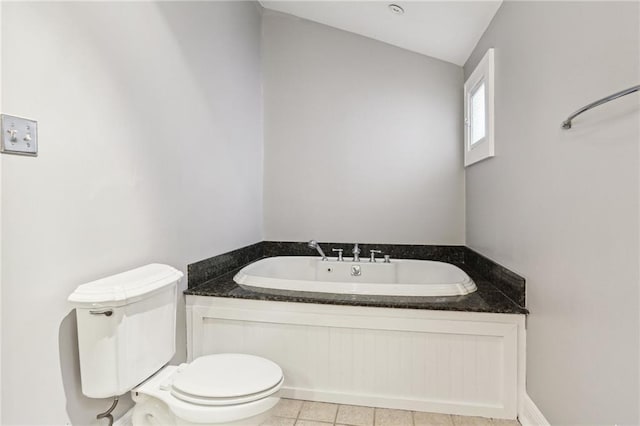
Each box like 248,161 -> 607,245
1,114 -> 38,156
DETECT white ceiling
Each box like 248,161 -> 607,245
260,1 -> 502,66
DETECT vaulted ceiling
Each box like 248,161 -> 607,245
260,1 -> 502,66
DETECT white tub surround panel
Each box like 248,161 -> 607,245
187,296 -> 525,420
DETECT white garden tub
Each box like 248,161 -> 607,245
233,256 -> 476,297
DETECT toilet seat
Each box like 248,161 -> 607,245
170,354 -> 284,406
133,355 -> 283,425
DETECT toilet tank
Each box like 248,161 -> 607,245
68,264 -> 183,398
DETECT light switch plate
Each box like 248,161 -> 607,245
1,114 -> 38,156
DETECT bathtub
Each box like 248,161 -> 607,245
233,256 -> 477,297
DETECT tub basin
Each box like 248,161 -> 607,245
234,256 -> 476,297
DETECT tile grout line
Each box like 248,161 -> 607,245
295,399 -> 302,425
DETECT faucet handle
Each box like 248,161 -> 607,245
369,249 -> 382,262
332,248 -> 344,261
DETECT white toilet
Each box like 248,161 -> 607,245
69,264 -> 283,426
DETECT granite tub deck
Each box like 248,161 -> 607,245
185,242 -> 528,315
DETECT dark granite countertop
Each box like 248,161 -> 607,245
185,242 -> 528,315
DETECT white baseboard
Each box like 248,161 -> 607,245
519,394 -> 550,426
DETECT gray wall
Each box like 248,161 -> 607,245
1,2 -> 263,424
464,2 -> 639,424
262,11 -> 465,245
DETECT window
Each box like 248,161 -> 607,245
464,48 -> 494,166
470,81 -> 486,145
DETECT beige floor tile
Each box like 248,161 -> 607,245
273,399 -> 304,418
337,404 -> 375,426
374,408 -> 414,426
299,401 -> 339,423
295,421 -> 333,426
451,415 -> 492,426
414,411 -> 454,426
491,419 -> 520,426
261,416 -> 297,426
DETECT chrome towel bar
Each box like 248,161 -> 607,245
562,85 -> 640,129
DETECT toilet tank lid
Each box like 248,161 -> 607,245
68,264 -> 183,307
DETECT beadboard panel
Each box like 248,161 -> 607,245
186,296 -> 525,419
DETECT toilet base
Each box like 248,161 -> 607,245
132,396 -> 274,426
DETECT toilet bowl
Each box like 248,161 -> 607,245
132,353 -> 284,426
68,264 -> 284,426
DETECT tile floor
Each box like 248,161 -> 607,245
262,399 -> 520,426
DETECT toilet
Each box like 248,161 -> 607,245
68,264 -> 283,426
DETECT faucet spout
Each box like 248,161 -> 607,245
307,240 -> 328,260
352,243 -> 361,262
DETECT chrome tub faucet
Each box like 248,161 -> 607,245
369,250 -> 382,262
308,240 -> 328,261
352,243 -> 361,262
332,248 -> 344,261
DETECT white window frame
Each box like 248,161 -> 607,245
464,48 -> 494,166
